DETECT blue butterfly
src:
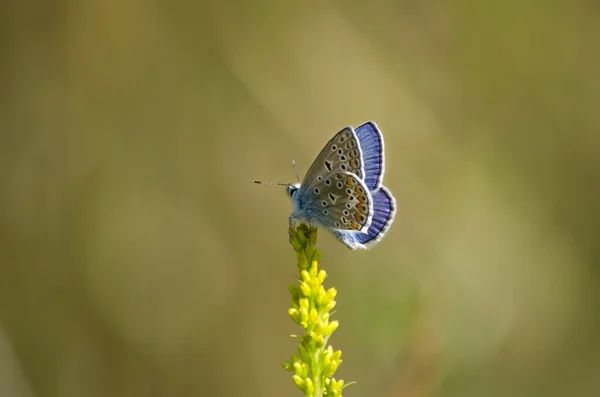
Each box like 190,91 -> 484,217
254,122 -> 396,249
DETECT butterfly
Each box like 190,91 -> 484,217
254,121 -> 396,249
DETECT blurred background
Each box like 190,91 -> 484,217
1,1 -> 599,396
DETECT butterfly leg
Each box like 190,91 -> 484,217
288,215 -> 297,241
305,219 -> 314,245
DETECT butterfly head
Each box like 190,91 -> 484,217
286,183 -> 301,198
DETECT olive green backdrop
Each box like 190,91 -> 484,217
1,1 -> 599,396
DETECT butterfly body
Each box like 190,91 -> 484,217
286,122 -> 396,249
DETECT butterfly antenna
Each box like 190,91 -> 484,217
292,160 -> 300,183
251,180 -> 292,186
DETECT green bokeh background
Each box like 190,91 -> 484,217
1,1 -> 599,396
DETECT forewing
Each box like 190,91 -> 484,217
303,127 -> 366,184
302,171 -> 373,232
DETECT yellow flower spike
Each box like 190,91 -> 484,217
313,322 -> 324,336
309,308 -> 319,324
301,362 -> 309,378
330,378 -> 342,392
292,375 -> 304,389
315,334 -> 325,348
285,225 -> 353,396
299,298 -> 309,310
323,355 -> 342,378
317,269 -> 327,283
305,378 -> 314,395
300,270 -> 311,283
299,307 -> 309,325
300,282 -> 312,297
310,279 -> 321,294
331,350 -> 342,362
323,300 -> 337,313
322,288 -> 337,305
323,363 -> 335,378
322,352 -> 331,368
293,361 -> 303,376
288,308 -> 300,323
323,320 -> 339,336
315,286 -> 326,306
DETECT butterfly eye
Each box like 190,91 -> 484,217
287,186 -> 298,197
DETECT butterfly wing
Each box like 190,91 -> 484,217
293,122 -> 394,248
332,186 -> 396,249
297,171 -> 373,233
355,121 -> 385,191
303,127 -> 366,182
